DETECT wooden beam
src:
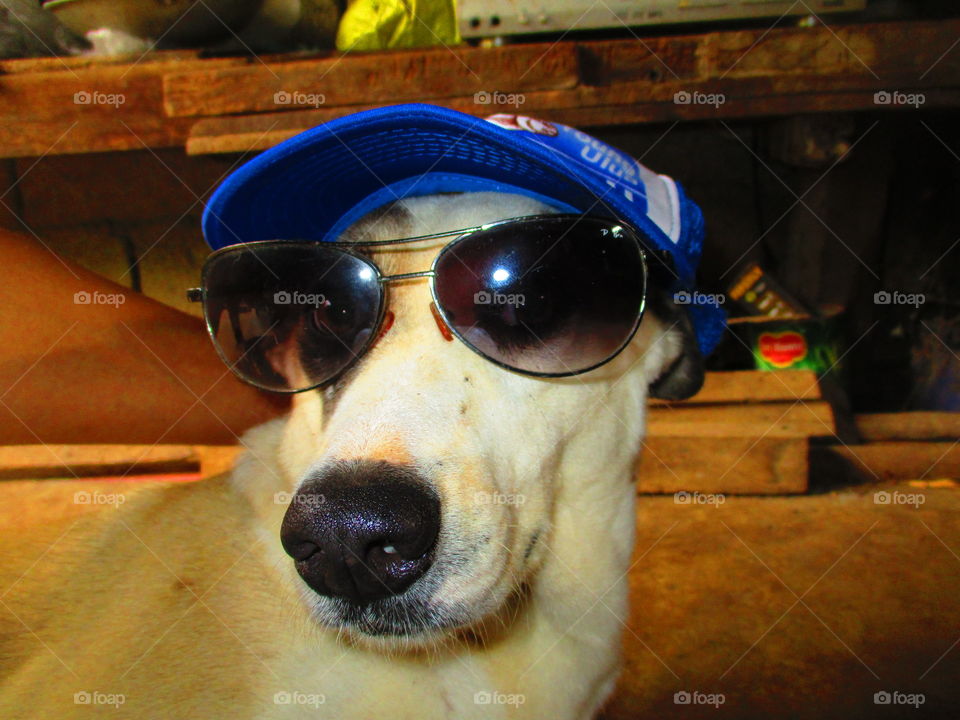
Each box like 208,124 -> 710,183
647,401 -> 836,438
637,436 -> 808,494
181,18 -> 960,154
0,444 -> 242,480
3,19 -> 960,158
0,444 -> 200,480
605,491 -> 960,720
855,412 -> 960,442
163,43 -> 580,118
184,85 -> 960,155
0,53 -> 247,158
813,442 -> 960,483
169,20 -> 960,119
199,446 -> 243,477
650,370 -> 820,406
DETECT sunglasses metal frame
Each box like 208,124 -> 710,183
188,214 -> 660,394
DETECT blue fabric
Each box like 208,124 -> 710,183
202,103 -> 725,353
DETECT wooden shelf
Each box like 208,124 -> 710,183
1,19 -> 959,159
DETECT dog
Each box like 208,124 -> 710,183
3,103 -> 724,717
0,188 -> 706,719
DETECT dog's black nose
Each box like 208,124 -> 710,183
280,461 -> 441,605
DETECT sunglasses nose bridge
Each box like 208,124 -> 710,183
378,270 -> 437,283
375,271 -> 454,343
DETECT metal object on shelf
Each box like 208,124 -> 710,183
459,0 -> 866,39
43,0 -> 263,47
1,0 -> 88,58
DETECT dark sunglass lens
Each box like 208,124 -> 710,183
433,217 -> 646,375
202,245 -> 382,391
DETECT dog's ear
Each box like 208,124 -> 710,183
645,288 -> 705,401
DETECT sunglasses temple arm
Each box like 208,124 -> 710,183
186,288 -> 202,303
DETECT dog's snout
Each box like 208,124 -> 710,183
280,462 -> 440,605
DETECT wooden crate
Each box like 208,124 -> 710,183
638,369 -> 833,495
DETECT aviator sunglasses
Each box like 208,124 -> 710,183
188,214 -> 668,393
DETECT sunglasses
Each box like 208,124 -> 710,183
188,214 -> 666,393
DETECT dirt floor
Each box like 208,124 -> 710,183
1,478 -> 957,719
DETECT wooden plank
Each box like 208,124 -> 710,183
855,412 -> 960,442
185,83 -> 960,155
636,436 -> 808,494
0,62 -> 190,157
0,49 -> 227,74
0,52 -> 262,159
199,446 -> 243,477
169,20 -> 960,119
0,159 -> 20,230
701,23 -> 877,78
577,36 -> 702,86
813,442 -> 960,483
182,18 -> 960,153
650,370 -> 820,406
606,492 -> 960,720
647,401 -> 836,438
0,444 -> 242,480
0,119 -> 189,159
704,19 -> 960,80
163,43 -> 580,118
0,444 -> 201,480
2,19 -> 959,157
546,87 -> 960,126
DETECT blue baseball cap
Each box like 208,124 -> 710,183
202,103 -> 725,354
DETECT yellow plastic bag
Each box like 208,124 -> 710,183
336,0 -> 460,51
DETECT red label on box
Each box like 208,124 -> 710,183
759,331 -> 807,368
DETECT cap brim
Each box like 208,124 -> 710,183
203,104 -> 665,255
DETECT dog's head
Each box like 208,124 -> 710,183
233,191 -> 703,647
202,98 -> 721,653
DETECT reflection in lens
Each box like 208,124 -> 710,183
203,244 -> 383,392
433,217 -> 647,376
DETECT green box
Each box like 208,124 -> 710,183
742,315 -> 842,376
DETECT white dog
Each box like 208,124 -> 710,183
0,190 -> 706,719
2,104 -> 723,718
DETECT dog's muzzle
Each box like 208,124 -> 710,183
280,461 -> 441,606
